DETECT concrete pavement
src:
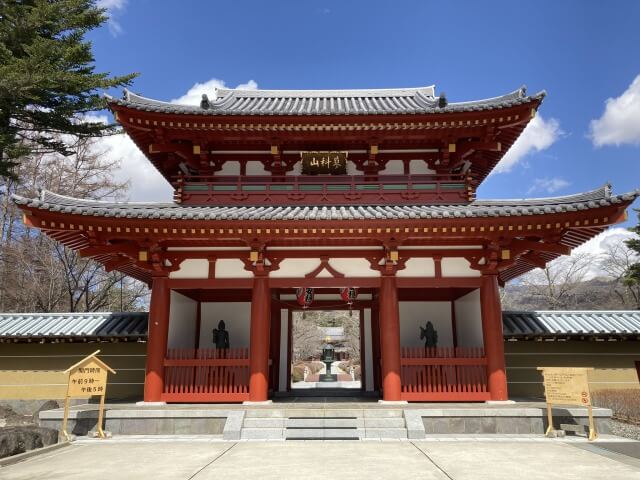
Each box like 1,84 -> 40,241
1,439 -> 640,480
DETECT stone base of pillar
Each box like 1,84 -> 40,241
242,400 -> 273,405
135,401 -> 167,406
378,400 -> 408,405
485,400 -> 516,405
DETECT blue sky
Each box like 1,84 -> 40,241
91,0 -> 640,230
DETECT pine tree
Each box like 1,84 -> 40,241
0,0 -> 137,178
624,210 -> 640,292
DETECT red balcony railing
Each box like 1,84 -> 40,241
173,174 -> 470,206
162,348 -> 250,403
400,346 -> 490,401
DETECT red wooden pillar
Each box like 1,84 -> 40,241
480,273 -> 508,401
249,275 -> 271,401
371,294 -> 381,391
379,275 -> 402,401
144,276 -> 170,402
269,293 -> 281,391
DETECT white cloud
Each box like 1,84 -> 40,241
526,177 -> 570,195
572,227 -> 636,258
171,78 -> 258,105
88,78 -> 259,202
590,74 -> 640,147
96,0 -> 127,37
544,227 -> 638,280
493,115 -> 562,173
100,132 -> 173,202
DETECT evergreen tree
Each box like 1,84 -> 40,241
0,0 -> 137,178
624,209 -> 640,292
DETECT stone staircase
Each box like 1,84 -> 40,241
240,407 -> 407,440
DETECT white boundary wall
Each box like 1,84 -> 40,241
454,289 -> 484,347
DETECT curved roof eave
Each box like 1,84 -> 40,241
105,85 -> 545,117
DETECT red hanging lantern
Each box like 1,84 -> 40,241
340,287 -> 358,316
296,287 -> 314,307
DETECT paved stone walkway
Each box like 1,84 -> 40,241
2,438 -> 639,479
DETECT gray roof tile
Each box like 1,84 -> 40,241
107,85 -> 545,116
3,310 -> 638,341
502,311 -> 640,337
0,312 -> 148,340
12,185 -> 638,222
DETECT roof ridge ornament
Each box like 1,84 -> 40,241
438,92 -> 447,108
200,94 -> 210,110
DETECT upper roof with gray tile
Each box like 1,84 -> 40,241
106,85 -> 545,116
12,185 -> 638,222
0,312 -> 148,341
502,311 -> 640,338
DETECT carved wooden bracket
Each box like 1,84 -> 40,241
305,256 -> 345,279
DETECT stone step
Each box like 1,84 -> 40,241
363,417 -> 405,428
363,428 -> 408,439
243,418 -> 286,428
285,428 -> 362,440
240,428 -> 284,440
244,408 -> 405,418
286,417 -> 360,428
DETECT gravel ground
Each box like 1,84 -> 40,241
609,419 -> 640,440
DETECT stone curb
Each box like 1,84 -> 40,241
40,409 -> 237,420
0,441 -> 71,468
223,411 -> 245,440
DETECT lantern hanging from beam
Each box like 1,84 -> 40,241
296,287 -> 314,318
340,287 -> 358,316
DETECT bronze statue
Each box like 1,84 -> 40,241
212,320 -> 230,349
420,321 -> 438,348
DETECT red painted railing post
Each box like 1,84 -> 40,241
379,274 -> 402,401
144,275 -> 170,402
481,274 -> 508,400
249,275 -> 271,401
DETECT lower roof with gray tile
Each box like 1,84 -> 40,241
2,310 -> 639,343
502,310 -> 640,339
11,185 -> 639,221
0,312 -> 148,342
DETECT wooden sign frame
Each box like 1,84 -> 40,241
538,367 -> 597,441
61,350 -> 116,440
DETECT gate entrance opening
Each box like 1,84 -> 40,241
290,309 -> 362,392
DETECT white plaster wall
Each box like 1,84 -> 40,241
454,289 -> 484,348
269,259 -> 320,278
409,160 -> 435,175
218,160 -> 240,176
328,258 -> 380,277
363,308 -> 374,392
246,160 -> 269,176
286,162 -> 302,175
169,259 -> 209,279
215,259 -> 253,278
279,309 -> 289,392
346,160 -> 362,175
399,302 -> 453,348
379,159 -> 404,175
167,291 -> 197,349
442,257 -> 480,277
200,302 -> 251,349
396,258 -> 435,277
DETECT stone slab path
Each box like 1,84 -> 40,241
2,439 -> 640,479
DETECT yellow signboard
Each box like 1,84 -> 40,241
67,358 -> 109,398
538,367 -> 596,440
539,367 -> 591,406
61,350 -> 115,440
300,151 -> 348,175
